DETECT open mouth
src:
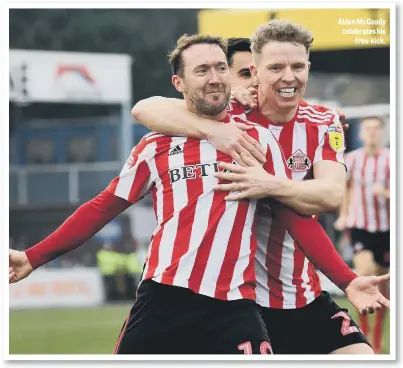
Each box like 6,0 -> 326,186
278,88 -> 297,97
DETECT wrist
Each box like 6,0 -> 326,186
25,248 -> 41,270
269,177 -> 295,198
343,272 -> 359,292
199,120 -> 217,141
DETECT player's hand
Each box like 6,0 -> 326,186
231,86 -> 258,108
214,151 -> 283,200
205,122 -> 266,166
334,216 -> 348,231
9,249 -> 33,283
345,273 -> 390,316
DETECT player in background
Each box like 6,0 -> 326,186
334,116 -> 390,353
130,20 -> 387,354
9,34 -> 389,355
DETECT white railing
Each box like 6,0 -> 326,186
10,161 -> 121,206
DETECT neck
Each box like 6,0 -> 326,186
186,100 -> 227,121
257,90 -> 298,123
364,144 -> 382,156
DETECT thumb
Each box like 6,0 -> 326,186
235,122 -> 253,131
248,87 -> 258,96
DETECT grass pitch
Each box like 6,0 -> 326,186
9,298 -> 390,354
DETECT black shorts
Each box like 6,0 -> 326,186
350,228 -> 390,268
260,292 -> 370,354
114,280 -> 271,354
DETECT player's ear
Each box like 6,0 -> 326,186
307,61 -> 311,71
172,74 -> 185,93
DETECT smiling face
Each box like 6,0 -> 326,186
172,43 -> 231,119
251,40 -> 310,111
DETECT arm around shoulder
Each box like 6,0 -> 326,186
132,96 -> 215,139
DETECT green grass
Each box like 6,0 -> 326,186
9,298 -> 390,354
9,304 -> 131,354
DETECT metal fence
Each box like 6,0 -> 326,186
10,161 -> 121,206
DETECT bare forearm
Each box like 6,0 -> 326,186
132,96 -> 214,139
270,177 -> 344,216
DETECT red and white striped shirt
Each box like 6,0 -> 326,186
345,147 -> 390,232
228,99 -> 346,309
107,116 -> 289,301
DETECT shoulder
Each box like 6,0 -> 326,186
135,133 -> 189,155
297,100 -> 339,127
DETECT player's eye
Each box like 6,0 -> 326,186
270,65 -> 282,71
217,65 -> 228,72
240,70 -> 251,78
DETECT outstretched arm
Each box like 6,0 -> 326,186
269,199 -> 390,315
268,199 -> 357,291
26,190 -> 131,269
9,190 -> 131,284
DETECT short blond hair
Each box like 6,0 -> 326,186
168,34 -> 228,76
251,19 -> 313,61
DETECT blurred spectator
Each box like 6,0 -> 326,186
96,242 -> 124,301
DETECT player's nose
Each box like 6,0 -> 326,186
281,67 -> 295,83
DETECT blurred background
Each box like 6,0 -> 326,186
9,8 -> 391,354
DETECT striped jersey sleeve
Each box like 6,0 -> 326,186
313,110 -> 346,168
107,135 -> 157,204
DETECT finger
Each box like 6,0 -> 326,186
243,94 -> 257,108
214,171 -> 244,182
360,308 -> 367,316
367,306 -> 375,315
215,183 -> 241,192
241,145 -> 266,165
235,122 -> 253,131
243,133 -> 266,156
242,134 -> 266,162
225,192 -> 248,201
231,91 -> 248,106
228,151 -> 247,167
9,272 -> 16,283
375,273 -> 390,284
378,295 -> 390,309
232,92 -> 251,107
237,140 -> 265,165
239,150 -> 262,168
372,302 -> 382,312
239,133 -> 266,164
248,87 -> 258,96
218,162 -> 246,173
